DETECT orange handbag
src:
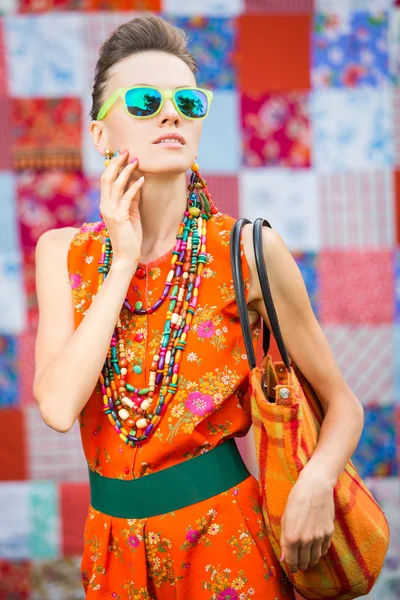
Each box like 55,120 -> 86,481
230,217 -> 390,600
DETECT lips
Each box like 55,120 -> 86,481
153,133 -> 186,145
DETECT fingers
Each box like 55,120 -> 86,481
120,176 -> 145,212
114,157 -> 138,192
284,541 -> 300,574
100,149 -> 129,215
309,541 -> 323,568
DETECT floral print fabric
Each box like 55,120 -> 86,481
241,92 -> 311,168
313,11 -> 389,88
67,211 -> 294,598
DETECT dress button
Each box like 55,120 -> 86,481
135,267 -> 146,279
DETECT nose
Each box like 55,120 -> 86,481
158,97 -> 181,127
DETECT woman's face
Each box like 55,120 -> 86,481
93,51 -> 202,175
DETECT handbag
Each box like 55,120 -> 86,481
230,217 -> 390,600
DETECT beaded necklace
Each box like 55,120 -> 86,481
97,165 -> 218,446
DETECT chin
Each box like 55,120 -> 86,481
145,156 -> 193,175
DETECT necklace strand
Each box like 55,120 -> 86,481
96,171 -> 217,446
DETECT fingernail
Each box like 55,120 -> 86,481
279,554 -> 283,561
129,157 -> 137,164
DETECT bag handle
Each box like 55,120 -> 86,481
230,217 -> 291,372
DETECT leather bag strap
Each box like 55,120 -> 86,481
230,217 -> 291,372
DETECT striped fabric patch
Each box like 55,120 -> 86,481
322,325 -> 395,404
25,405 -> 88,482
318,170 -> 395,248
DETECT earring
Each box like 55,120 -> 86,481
188,161 -> 218,216
104,148 -> 114,168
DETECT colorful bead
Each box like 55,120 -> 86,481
97,164 -> 217,445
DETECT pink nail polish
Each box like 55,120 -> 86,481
129,158 -> 137,164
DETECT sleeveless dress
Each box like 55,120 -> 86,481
67,211 -> 295,600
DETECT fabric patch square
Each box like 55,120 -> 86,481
4,14 -> 85,97
197,91 -> 241,172
16,171 -> 90,251
0,99 -> 12,169
199,174 -> 239,218
0,336 -> 19,408
0,172 -> 19,253
0,409 -> 27,480
0,559 -> 31,599
31,557 -> 85,599
245,0 -> 314,11
318,170 -> 395,248
167,17 -> 235,89
311,88 -> 394,171
237,14 -> 311,94
164,0 -> 243,15
60,482 -> 90,556
30,481 -> 60,559
25,405 -> 88,481
352,404 -> 398,477
292,252 -> 319,318
11,98 -> 82,170
241,91 -> 311,168
322,325 -> 394,404
0,482 -> 30,558
312,11 -> 389,88
0,250 -> 27,335
239,168 -> 320,251
319,250 -> 394,324
364,478 -> 400,588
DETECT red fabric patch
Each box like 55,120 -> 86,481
241,92 -> 311,168
60,482 -> 90,556
237,14 -> 311,94
11,98 -> 82,170
0,409 -> 27,480
319,251 -> 394,324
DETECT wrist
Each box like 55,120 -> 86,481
110,258 -> 138,278
298,464 -> 337,490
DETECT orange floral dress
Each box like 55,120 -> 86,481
67,211 -> 295,600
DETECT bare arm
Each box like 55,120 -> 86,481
33,227 -> 137,433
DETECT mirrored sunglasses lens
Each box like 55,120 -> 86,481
125,87 -> 162,117
175,89 -> 208,118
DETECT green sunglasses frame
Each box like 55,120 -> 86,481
97,85 -> 214,121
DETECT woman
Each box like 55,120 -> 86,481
33,14 -> 364,600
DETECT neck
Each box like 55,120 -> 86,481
138,172 -> 188,261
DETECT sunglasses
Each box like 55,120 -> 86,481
97,85 -> 213,121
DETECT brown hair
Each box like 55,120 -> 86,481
90,14 -> 198,121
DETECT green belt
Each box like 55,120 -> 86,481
88,437 -> 251,519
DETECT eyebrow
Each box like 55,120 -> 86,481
131,84 -> 193,88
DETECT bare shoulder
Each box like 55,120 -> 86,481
35,226 -> 79,272
36,226 -> 79,253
